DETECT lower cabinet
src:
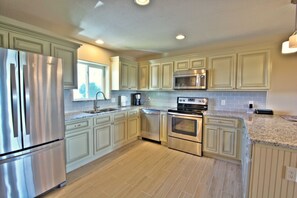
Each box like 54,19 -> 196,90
65,109 -> 140,172
203,116 -> 241,160
160,112 -> 168,144
93,124 -> 112,155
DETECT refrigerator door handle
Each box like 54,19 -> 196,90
10,63 -> 19,138
23,64 -> 31,135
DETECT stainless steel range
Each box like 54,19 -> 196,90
168,97 -> 208,156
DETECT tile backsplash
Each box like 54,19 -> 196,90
64,89 -> 266,113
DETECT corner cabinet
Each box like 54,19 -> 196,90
208,54 -> 237,90
149,62 -> 173,90
51,44 -> 78,89
111,56 -> 138,90
237,50 -> 271,90
203,116 -> 242,160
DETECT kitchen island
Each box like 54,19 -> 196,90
205,111 -> 297,198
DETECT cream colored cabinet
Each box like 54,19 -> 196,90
113,111 -> 127,149
128,109 -> 140,140
203,116 -> 241,160
65,118 -> 93,172
111,56 -> 138,90
149,62 -> 173,90
9,32 -> 51,55
174,57 -> 206,71
237,50 -> 270,90
93,114 -> 113,156
0,29 -> 8,48
160,112 -> 168,144
208,54 -> 237,90
51,43 -> 78,89
138,62 -> 149,90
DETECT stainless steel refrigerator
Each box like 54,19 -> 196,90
0,48 -> 66,197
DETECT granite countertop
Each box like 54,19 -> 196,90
205,110 -> 297,150
65,105 -> 174,122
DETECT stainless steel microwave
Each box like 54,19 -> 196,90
173,69 -> 207,90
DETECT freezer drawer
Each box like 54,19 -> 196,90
0,140 -> 66,198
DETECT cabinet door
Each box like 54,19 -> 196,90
66,130 -> 91,164
51,43 -> 78,89
9,32 -> 50,55
160,112 -> 168,143
150,64 -> 160,89
190,57 -> 206,69
128,117 -> 138,139
203,125 -> 219,154
174,60 -> 189,71
113,120 -> 127,148
208,54 -> 236,90
219,127 -> 237,158
161,62 -> 173,90
93,125 -> 112,155
0,29 -> 8,48
120,63 -> 129,89
237,50 -> 270,90
128,64 -> 138,90
139,64 -> 149,90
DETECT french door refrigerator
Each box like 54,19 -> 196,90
0,48 -> 66,197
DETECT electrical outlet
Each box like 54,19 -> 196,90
285,166 -> 297,182
111,98 -> 116,103
221,100 -> 226,106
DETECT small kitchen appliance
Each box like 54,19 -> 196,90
132,93 -> 141,106
119,95 -> 128,107
173,69 -> 207,90
168,97 -> 208,156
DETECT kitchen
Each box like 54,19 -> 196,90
0,0 -> 297,198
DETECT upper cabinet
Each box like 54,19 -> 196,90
174,56 -> 206,72
111,56 -> 138,90
9,32 -> 51,55
236,50 -> 270,90
208,50 -> 271,91
0,22 -> 80,89
208,54 -> 237,90
138,62 -> 149,90
149,62 -> 173,90
51,44 -> 78,89
0,29 -> 8,48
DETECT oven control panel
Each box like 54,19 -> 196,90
177,97 -> 208,105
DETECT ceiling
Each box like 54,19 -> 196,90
0,0 -> 295,57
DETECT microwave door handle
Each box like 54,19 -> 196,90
23,64 -> 31,135
196,75 -> 200,87
10,64 -> 19,137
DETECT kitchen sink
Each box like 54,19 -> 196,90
84,108 -> 118,114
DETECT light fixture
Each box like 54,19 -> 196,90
282,0 -> 297,53
94,0 -> 104,8
95,39 -> 104,44
282,41 -> 297,54
134,0 -> 150,6
176,34 -> 186,40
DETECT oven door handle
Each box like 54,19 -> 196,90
168,112 -> 203,118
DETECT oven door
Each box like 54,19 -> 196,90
168,112 -> 202,142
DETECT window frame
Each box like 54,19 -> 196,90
72,60 -> 109,101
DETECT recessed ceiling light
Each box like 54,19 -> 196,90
134,0 -> 150,6
95,39 -> 104,44
176,34 -> 186,40
94,1 -> 104,8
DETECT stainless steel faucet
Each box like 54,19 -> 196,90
94,91 -> 107,111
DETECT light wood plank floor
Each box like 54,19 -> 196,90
43,140 -> 242,198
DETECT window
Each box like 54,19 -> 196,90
73,60 -> 107,101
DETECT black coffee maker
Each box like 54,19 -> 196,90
132,93 -> 141,106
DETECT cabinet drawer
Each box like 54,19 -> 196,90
128,109 -> 139,118
66,119 -> 91,132
94,115 -> 112,126
205,116 -> 239,128
114,112 -> 127,122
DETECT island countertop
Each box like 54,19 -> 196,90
204,111 -> 297,150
